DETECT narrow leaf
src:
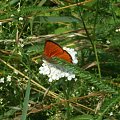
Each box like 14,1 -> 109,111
21,79 -> 31,120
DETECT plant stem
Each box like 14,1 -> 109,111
93,0 -> 101,79
93,41 -> 101,79
64,81 -> 71,120
76,0 -> 102,79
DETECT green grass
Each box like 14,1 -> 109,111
0,0 -> 120,120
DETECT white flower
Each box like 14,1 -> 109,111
14,70 -> 18,75
0,77 -> 4,83
115,105 -> 118,109
14,90 -> 16,94
25,69 -> 28,72
0,22 -> 2,26
11,14 -> 14,17
7,75 -> 11,82
106,40 -> 110,44
39,47 -> 78,82
91,86 -> 95,90
109,112 -> 113,116
74,78 -> 77,81
0,98 -> 3,104
18,51 -> 22,55
19,17 -> 23,21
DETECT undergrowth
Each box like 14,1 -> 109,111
0,0 -> 120,120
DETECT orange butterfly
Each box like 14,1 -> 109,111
43,40 -> 72,63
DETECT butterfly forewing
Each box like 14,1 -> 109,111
44,40 -> 63,57
44,40 -> 72,63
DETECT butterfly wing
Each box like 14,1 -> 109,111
44,40 -> 72,63
44,40 -> 63,57
57,50 -> 72,63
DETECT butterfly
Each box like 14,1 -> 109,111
43,40 -> 72,63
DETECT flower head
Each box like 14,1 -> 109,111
19,17 -> 23,21
7,75 -> 11,82
0,77 -> 4,83
39,47 -> 78,82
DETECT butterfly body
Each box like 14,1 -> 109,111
44,40 -> 72,63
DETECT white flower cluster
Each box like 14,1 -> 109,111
115,28 -> 120,32
0,75 -> 12,83
7,75 -> 11,82
39,48 -> 78,82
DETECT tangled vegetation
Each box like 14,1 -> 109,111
0,0 -> 120,120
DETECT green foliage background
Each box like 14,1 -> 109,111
0,0 -> 120,120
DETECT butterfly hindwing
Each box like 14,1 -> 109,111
57,51 -> 72,63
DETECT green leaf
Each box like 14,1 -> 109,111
55,27 -> 68,34
34,16 -> 79,23
21,79 -> 31,120
71,114 -> 94,120
0,109 -> 17,120
9,0 -> 19,5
